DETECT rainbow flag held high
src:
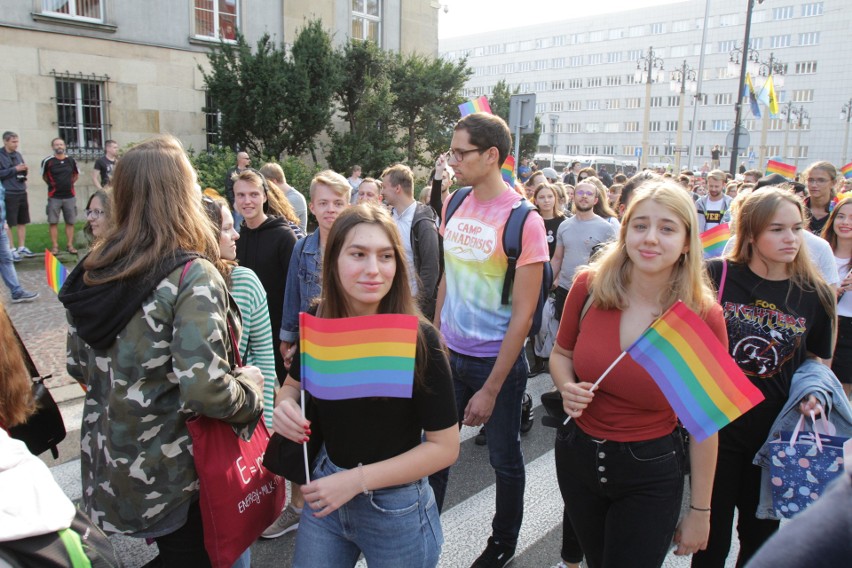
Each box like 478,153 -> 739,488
841,162 -> 852,180
626,301 -> 764,442
501,155 -> 516,187
701,224 -> 731,259
45,249 -> 68,294
765,159 -> 796,180
458,95 -> 492,117
299,312 -> 418,400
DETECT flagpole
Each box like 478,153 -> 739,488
301,387 -> 311,484
562,351 -> 628,425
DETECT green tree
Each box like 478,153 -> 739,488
489,80 -> 541,160
327,41 -> 403,177
389,53 -> 471,169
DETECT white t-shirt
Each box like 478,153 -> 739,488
835,257 -> 852,317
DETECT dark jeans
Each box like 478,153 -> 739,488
429,350 -> 527,548
555,421 -> 685,568
152,501 -> 212,567
692,402 -> 782,568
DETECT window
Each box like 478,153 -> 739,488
771,35 -> 791,48
623,145 -> 639,155
204,92 -> 221,150
672,19 -> 690,32
667,96 -> 680,107
352,0 -> 381,44
625,74 -> 638,85
609,28 -> 625,40
566,145 -> 580,155
553,35 -> 566,46
587,100 -> 600,111
552,57 -> 565,69
666,120 -> 679,131
649,121 -> 661,132
604,122 -> 619,133
650,96 -> 663,108
605,99 -> 620,109
503,62 -> 515,73
767,145 -> 781,156
535,38 -> 551,49
795,61 -> 818,74
567,101 -> 581,111
584,146 -> 599,155
624,122 -> 640,132
54,75 -> 108,161
769,119 -> 784,131
589,30 -> 604,42
606,75 -> 622,86
568,78 -> 583,89
474,47 -> 484,57
194,0 -> 239,41
601,146 -> 616,155
626,97 -> 641,109
505,42 -> 517,53
628,49 -> 643,61
719,13 -> 739,26
671,45 -> 689,58
535,59 -> 548,70
712,119 -> 729,131
694,43 -> 713,56
486,44 -> 501,55
43,0 -> 103,21
797,146 -> 809,158
588,77 -> 602,87
534,81 -> 547,91
607,51 -> 623,64
651,22 -> 665,35
519,40 -> 534,50
568,33 -> 585,45
588,53 -> 603,65
752,10 -> 767,23
628,25 -> 645,38
799,32 -> 820,46
565,123 -> 581,133
551,80 -> 565,90
569,55 -> 583,67
801,2 -> 823,16
718,40 -> 736,53
551,101 -> 563,112
695,145 -> 705,156
535,103 -> 546,113
772,6 -> 794,20
793,89 -> 814,102
519,61 -> 532,72
585,122 -> 600,133
714,93 -> 733,105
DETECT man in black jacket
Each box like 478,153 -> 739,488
381,164 -> 441,319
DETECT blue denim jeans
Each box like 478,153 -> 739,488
555,421 -> 686,568
429,350 -> 527,548
293,447 -> 443,568
0,226 -> 23,297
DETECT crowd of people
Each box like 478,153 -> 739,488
2,112 -> 852,568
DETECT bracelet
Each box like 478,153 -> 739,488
690,505 -> 711,512
357,463 -> 369,495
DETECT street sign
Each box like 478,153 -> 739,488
509,94 -> 536,134
725,126 -> 750,152
635,147 -> 642,157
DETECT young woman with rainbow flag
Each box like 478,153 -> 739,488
272,204 -> 459,568
550,180 -> 724,567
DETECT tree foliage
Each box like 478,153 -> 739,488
489,80 -> 541,160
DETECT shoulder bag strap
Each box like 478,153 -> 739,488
717,260 -> 728,303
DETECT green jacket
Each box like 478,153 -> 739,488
66,259 -> 263,534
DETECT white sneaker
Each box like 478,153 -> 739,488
261,505 -> 300,539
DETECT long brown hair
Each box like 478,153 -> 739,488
202,195 -> 237,286
821,198 -> 852,275
0,305 -> 35,428
319,204 -> 432,388
83,135 -> 218,284
728,187 -> 836,325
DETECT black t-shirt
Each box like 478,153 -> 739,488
93,156 -> 115,187
289,320 -> 457,469
707,260 -> 834,402
543,216 -> 565,259
41,156 -> 78,199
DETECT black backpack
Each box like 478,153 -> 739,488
444,187 -> 553,335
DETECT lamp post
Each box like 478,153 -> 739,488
728,0 -> 759,176
634,46 -> 665,170
549,113 -> 558,168
754,53 -> 785,167
670,60 -> 697,173
794,107 -> 810,170
842,99 -> 852,164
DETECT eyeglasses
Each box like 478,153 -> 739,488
85,208 -> 105,219
575,190 -> 595,197
447,147 -> 486,162
807,178 -> 831,184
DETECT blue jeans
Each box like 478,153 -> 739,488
429,350 -> 527,548
293,447 -> 443,568
555,421 -> 686,568
0,227 -> 23,297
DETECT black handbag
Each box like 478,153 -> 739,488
262,391 -> 322,485
540,390 -> 568,428
8,325 -> 66,458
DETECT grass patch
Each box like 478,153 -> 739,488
11,222 -> 87,254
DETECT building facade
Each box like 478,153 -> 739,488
0,0 -> 438,221
440,0 -> 850,173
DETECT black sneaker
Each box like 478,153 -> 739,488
471,537 -> 515,568
474,426 -> 486,446
520,392 -> 534,434
11,290 -> 38,303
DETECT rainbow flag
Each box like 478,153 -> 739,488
626,301 -> 764,442
765,159 -> 796,179
458,95 -> 492,117
45,249 -> 68,294
300,312 -> 418,400
701,224 -> 731,259
841,162 -> 852,180
501,156 -> 516,187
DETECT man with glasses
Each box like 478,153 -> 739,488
430,113 -> 548,568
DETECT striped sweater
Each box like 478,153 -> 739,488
231,266 -> 277,428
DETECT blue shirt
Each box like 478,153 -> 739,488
280,230 -> 322,344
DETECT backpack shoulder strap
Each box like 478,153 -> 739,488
443,187 -> 473,225
501,198 -> 535,305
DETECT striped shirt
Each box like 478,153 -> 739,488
231,266 -> 277,428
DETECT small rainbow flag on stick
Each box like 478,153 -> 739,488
299,312 -> 418,400
841,162 -> 852,180
501,156 -> 516,187
458,95 -> 492,117
45,249 -> 68,294
701,224 -> 731,259
765,159 -> 796,180
626,301 -> 764,442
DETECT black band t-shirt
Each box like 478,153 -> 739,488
41,156 -> 78,199
94,156 -> 115,187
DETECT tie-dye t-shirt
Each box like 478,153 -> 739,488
440,188 -> 549,357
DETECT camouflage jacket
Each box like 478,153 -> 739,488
66,259 -> 263,534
